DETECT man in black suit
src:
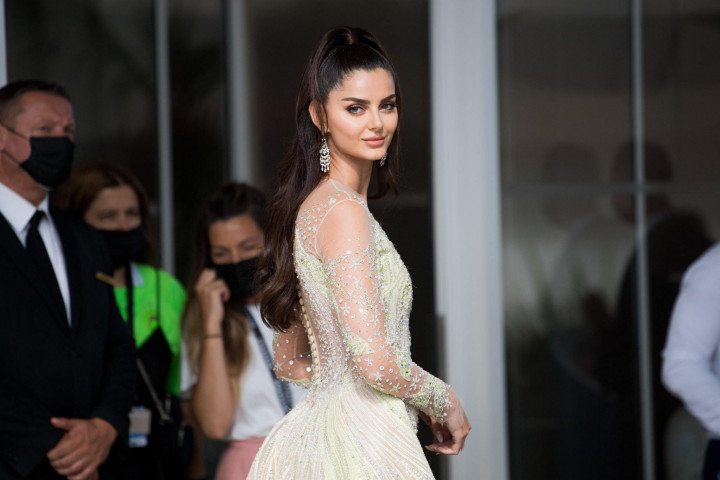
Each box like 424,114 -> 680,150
0,80 -> 136,479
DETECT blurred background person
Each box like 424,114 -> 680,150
662,242 -> 720,480
0,80 -> 136,480
54,162 -> 189,480
604,142 -> 713,480
181,182 -> 305,480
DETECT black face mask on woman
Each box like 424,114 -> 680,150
1,124 -> 75,188
98,227 -> 145,269
211,256 -> 259,301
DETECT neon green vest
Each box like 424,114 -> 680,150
114,263 -> 186,396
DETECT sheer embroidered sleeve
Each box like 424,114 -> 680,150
316,199 -> 451,422
273,321 -> 313,388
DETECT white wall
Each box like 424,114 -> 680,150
430,1 -> 509,479
0,0 -> 7,85
226,0 -> 255,183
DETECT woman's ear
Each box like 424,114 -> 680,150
308,101 -> 327,134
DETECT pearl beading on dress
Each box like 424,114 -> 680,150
249,179 -> 450,479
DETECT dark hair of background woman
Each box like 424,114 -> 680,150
257,26 -> 402,331
182,182 -> 267,388
53,161 -> 155,263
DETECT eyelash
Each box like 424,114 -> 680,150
346,103 -> 396,114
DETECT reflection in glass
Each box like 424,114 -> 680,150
503,191 -> 639,479
499,1 -> 644,478
168,0 -> 228,281
6,0 -> 158,218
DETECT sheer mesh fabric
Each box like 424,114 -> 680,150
249,180 -> 449,479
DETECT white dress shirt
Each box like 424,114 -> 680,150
180,304 -> 306,441
662,242 -> 720,436
0,181 -> 71,322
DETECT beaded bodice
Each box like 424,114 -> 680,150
273,179 -> 450,423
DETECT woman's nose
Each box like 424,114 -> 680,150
368,108 -> 383,130
118,215 -> 134,231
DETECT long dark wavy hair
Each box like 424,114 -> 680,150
182,182 -> 267,394
257,26 -> 401,331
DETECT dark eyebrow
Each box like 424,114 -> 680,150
340,94 -> 396,104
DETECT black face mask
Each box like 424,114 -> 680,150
98,227 -> 145,269
21,137 -> 75,188
1,124 -> 75,188
211,256 -> 259,301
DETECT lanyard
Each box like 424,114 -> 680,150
124,264 -> 172,423
125,263 -> 135,331
244,307 -> 293,414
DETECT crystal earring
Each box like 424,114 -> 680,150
320,137 -> 330,173
380,152 -> 387,167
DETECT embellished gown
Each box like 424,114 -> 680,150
247,180 -> 451,480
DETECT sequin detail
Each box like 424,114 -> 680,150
248,180 -> 449,479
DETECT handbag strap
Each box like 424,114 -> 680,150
136,358 -> 173,424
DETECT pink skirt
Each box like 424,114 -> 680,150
215,436 -> 266,480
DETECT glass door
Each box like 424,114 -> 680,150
498,1 -> 720,479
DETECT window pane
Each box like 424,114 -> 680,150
169,0 -> 228,280
7,0 -> 158,211
503,193 -> 642,479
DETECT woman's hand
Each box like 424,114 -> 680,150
426,389 -> 471,455
194,269 -> 230,333
191,272 -> 236,439
420,411 -> 452,455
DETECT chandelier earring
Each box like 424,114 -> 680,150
319,136 -> 330,173
380,152 -> 388,167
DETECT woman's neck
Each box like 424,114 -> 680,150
327,158 -> 373,200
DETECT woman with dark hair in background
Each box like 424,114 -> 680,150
247,26 -> 471,479
54,162 -> 188,479
180,182 -> 304,480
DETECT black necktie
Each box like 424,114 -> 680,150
26,211 -> 66,321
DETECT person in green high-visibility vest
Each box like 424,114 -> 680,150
55,162 -> 189,480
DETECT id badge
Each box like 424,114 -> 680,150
129,406 -> 152,448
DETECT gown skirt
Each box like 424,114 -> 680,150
247,377 -> 434,480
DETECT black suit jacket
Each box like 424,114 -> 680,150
0,206 -> 136,479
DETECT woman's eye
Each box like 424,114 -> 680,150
347,105 -> 363,114
381,102 -> 396,111
211,251 -> 229,262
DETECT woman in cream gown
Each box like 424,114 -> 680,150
248,26 -> 470,480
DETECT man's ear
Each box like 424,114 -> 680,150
308,101 -> 327,134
